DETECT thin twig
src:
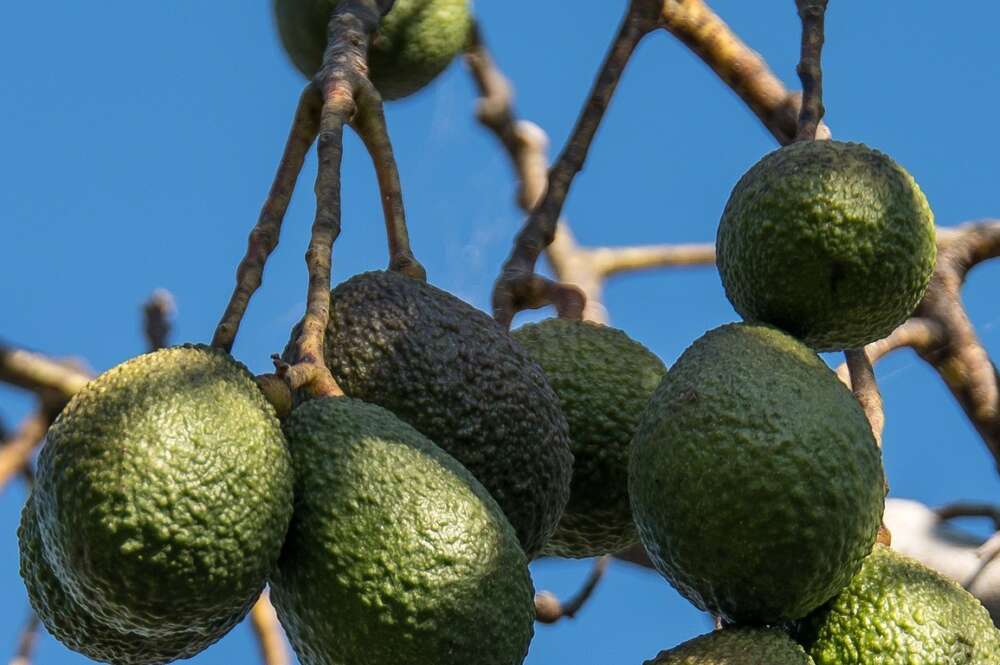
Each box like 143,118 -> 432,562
534,556 -> 612,624
936,502 -> 1000,530
142,289 -> 175,352
212,84 -> 324,353
281,0 -> 389,398
834,318 -> 946,385
844,348 -> 885,448
658,0 -> 829,145
250,592 -> 289,665
594,243 -> 716,276
491,0 -> 661,329
351,92 -> 425,280
794,0 -> 829,141
8,613 -> 39,665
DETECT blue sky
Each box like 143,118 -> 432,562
2,1 -> 998,663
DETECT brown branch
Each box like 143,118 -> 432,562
844,348 -> 885,448
936,502 -> 1000,530
0,413 -> 48,493
658,0 -> 828,146
212,83 -> 323,353
351,93 -> 425,281
8,613 -> 39,665
142,289 -> 175,352
834,318 -> 946,384
794,0 -> 829,141
491,0 -> 662,329
281,0 -> 390,398
594,243 -> 716,276
534,556 -> 611,624
0,347 -> 91,400
250,592 -> 289,665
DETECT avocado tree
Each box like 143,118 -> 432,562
1,1 -> 999,663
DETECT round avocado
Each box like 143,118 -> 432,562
629,323 -> 885,624
271,397 -> 535,665
512,319 -> 666,558
273,0 -> 472,100
797,545 -> 1000,665
646,627 -> 814,664
295,270 -> 573,559
716,140 -> 936,351
27,345 -> 293,657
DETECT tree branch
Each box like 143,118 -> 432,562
0,347 -> 91,401
8,613 -> 39,665
658,0 -> 829,146
250,592 -> 289,665
212,83 -> 323,353
142,289 -> 175,352
534,556 -> 611,624
491,0 -> 662,329
794,0 -> 829,141
0,413 -> 48,494
844,348 -> 885,448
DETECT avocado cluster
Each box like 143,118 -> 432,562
273,0 -> 472,100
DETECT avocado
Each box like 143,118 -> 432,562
629,323 -> 884,624
23,345 -> 293,663
273,0 -> 472,100
797,545 -> 1000,665
716,140 -> 936,351
645,627 -> 814,664
512,319 -> 665,558
271,397 -> 535,665
297,270 -> 573,559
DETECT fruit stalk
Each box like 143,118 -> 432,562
794,0 -> 829,141
533,556 -> 611,624
844,348 -> 885,447
491,0 -> 662,329
212,84 -> 323,353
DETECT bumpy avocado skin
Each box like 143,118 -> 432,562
27,345 -> 294,658
797,545 -> 1000,665
716,140 -> 936,351
19,498 -> 210,664
630,323 -> 884,624
273,0 -> 472,100
307,270 -> 573,559
646,627 -> 814,664
271,397 -> 535,665
512,319 -> 665,558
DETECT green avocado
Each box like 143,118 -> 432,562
273,0 -> 472,100
797,545 -> 1000,665
512,319 -> 666,558
716,140 -> 936,351
271,397 -> 535,665
629,323 -> 884,624
645,627 -> 814,664
295,270 -> 573,559
23,345 -> 293,663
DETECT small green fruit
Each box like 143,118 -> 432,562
513,319 -> 666,558
717,140 -> 936,351
271,397 -> 535,665
797,545 -> 1000,665
630,323 -> 884,624
273,0 -> 472,100
645,627 -> 814,664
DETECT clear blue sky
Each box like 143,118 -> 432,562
2,2 -> 998,663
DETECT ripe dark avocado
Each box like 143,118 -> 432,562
299,270 -> 573,559
717,140 -> 936,351
271,397 -> 535,665
797,545 -> 1000,664
630,323 -> 884,624
512,318 -> 666,558
645,627 -> 814,664
273,0 -> 472,100
24,345 -> 294,663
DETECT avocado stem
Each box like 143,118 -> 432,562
794,0 -> 829,142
